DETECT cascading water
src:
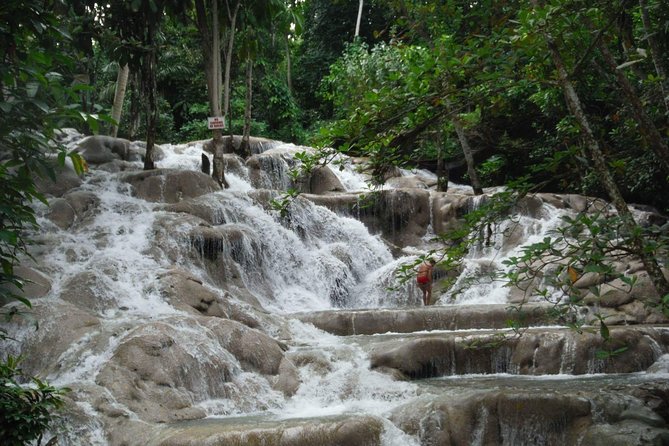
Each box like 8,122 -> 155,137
3,133 -> 667,446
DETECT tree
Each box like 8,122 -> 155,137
104,0 -> 187,170
1,0 -> 90,441
110,64 -> 129,137
355,0 -> 364,38
527,0 -> 669,299
638,0 -> 669,114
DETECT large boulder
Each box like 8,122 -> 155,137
390,390 -> 592,446
46,190 -> 100,229
34,160 -> 83,197
151,415 -> 384,446
58,270 -> 120,315
369,326 -> 667,379
0,265 -> 51,305
76,135 -> 133,164
246,147 -> 300,190
308,166 -> 345,194
0,301 -> 100,377
121,169 -> 220,203
156,268 -> 262,328
293,304 -> 554,336
95,316 -> 296,423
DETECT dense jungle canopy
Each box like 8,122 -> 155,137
1,1 -> 669,443
3,0 -> 669,208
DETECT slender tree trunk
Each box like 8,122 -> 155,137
210,0 -> 225,184
285,35 -> 292,91
355,0 -> 364,38
240,59 -> 253,158
223,0 -> 240,124
196,0 -> 228,188
142,44 -> 157,170
129,73 -> 141,140
639,0 -> 669,114
591,25 -> 669,173
110,64 -> 129,138
452,117 -> 483,195
532,0 -> 669,298
436,130 -> 448,192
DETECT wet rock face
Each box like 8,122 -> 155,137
157,268 -> 262,328
153,415 -> 384,446
121,168 -> 220,203
1,301 -> 100,377
246,148 -> 344,194
0,265 -> 51,305
308,166 -> 345,194
95,316 -> 297,424
390,391 -> 592,446
46,190 -> 100,229
77,135 -> 130,163
294,304 -> 555,336
369,327 -> 667,379
34,160 -> 83,197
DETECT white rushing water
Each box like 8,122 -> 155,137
16,136 -> 613,445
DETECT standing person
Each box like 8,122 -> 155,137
416,258 -> 436,306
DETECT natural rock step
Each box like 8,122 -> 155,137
148,414 -> 384,446
391,375 -> 669,446
292,303 -> 556,336
364,325 -> 669,379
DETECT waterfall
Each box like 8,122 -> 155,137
4,132 -> 667,446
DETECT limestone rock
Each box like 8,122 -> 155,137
368,327 -> 666,378
390,391 -> 592,446
294,304 -> 554,336
77,135 -> 133,164
385,175 -> 429,189
152,415 -> 384,446
46,197 -> 76,229
308,166 -> 345,194
0,265 -> 51,305
47,190 -> 100,229
121,169 -> 220,203
200,317 -> 286,376
580,422 -> 669,446
59,270 -> 120,315
0,301 -> 100,377
34,160 -> 83,197
157,268 -> 262,328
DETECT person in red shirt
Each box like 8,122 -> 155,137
416,258 -> 436,306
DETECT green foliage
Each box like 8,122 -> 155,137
0,356 -> 69,446
255,75 -> 305,143
498,205 -> 669,328
1,2 -> 94,442
0,0 -> 90,309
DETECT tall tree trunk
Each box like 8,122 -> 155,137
590,23 -> 669,173
452,117 -> 483,195
355,0 -> 364,38
195,0 -> 228,188
639,0 -> 669,114
223,0 -> 240,124
285,35 -> 292,91
129,73 -> 141,140
142,41 -> 157,171
532,0 -> 669,298
240,59 -> 253,158
436,129 -> 448,192
110,64 -> 129,138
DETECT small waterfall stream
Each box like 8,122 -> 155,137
2,135 -> 668,445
